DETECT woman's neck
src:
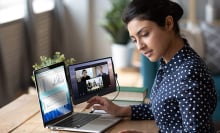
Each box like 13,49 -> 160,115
163,36 -> 184,64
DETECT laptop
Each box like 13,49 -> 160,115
33,62 -> 121,133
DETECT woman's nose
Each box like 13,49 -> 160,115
136,40 -> 145,50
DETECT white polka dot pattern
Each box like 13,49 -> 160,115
131,40 -> 217,133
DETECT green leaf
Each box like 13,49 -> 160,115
102,0 -> 131,45
31,51 -> 76,82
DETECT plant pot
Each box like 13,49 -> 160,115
111,43 -> 134,68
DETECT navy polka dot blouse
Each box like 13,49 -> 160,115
131,39 -> 217,133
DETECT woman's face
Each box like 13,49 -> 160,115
127,19 -> 172,62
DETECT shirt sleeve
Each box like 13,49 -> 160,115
131,103 -> 155,120
177,74 -> 217,132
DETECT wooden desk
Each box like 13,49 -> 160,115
0,94 -> 159,133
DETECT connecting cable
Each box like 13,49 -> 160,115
111,73 -> 120,101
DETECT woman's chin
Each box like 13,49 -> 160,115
147,56 -> 158,62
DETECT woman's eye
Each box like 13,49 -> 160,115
130,37 -> 136,43
141,32 -> 149,37
131,39 -> 137,43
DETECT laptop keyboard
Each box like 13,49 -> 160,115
56,113 -> 101,128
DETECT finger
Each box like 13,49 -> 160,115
85,96 -> 102,109
85,102 -> 94,109
93,105 -> 106,110
87,96 -> 101,103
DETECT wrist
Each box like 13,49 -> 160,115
115,105 -> 131,117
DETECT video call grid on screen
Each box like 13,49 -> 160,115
68,57 -> 116,104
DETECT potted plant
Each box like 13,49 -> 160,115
102,0 -> 130,45
31,51 -> 75,82
102,0 -> 134,68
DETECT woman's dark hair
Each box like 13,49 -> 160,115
122,0 -> 183,35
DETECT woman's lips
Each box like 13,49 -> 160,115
144,50 -> 153,58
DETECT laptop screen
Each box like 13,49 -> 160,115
68,57 -> 116,104
34,62 -> 72,124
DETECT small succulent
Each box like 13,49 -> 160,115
31,51 -> 75,82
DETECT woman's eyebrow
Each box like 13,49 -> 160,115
130,26 -> 150,39
129,28 -> 144,39
136,27 -> 149,36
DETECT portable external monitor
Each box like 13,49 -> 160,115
68,57 -> 116,104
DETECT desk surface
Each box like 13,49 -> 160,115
0,94 -> 159,133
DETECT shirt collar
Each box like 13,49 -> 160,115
159,38 -> 190,74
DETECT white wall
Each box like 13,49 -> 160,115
175,0 -> 220,21
91,0 -> 112,59
63,0 -> 91,61
62,0 -> 111,61
63,0 -> 112,62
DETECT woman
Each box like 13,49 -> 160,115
85,0 -> 217,132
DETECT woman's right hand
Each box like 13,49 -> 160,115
85,96 -> 131,117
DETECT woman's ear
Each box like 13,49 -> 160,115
165,16 -> 174,31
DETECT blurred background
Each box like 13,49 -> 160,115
0,0 -> 220,109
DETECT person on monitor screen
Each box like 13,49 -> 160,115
85,0 -> 217,132
97,65 -> 107,76
78,69 -> 91,96
97,65 -> 110,88
81,69 -> 91,81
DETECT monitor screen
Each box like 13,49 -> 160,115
68,57 -> 116,104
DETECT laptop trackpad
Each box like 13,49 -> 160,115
80,116 -> 120,130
